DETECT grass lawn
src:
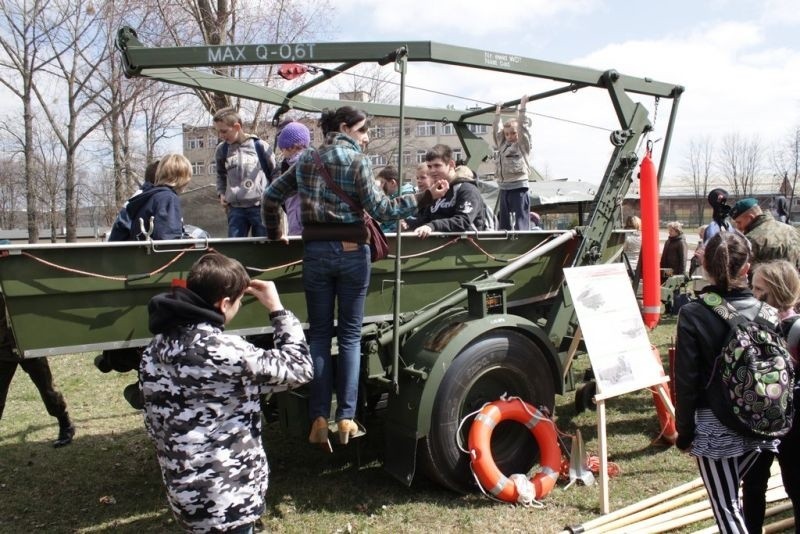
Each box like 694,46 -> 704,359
0,314 -> 790,533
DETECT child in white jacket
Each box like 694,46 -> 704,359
494,94 -> 533,231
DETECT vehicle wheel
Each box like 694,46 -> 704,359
422,330 -> 556,493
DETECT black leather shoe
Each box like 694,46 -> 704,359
53,423 -> 75,448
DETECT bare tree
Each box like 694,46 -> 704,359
153,0 -> 334,125
772,124 -> 800,217
0,0 -> 68,242
94,0 -> 184,210
718,132 -> 763,197
32,125 -> 66,242
0,155 -> 25,229
683,135 -> 714,225
31,0 -> 115,241
96,1 -> 144,207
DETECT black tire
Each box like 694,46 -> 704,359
422,330 -> 556,493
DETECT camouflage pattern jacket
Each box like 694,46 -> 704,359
745,211 -> 800,270
140,287 -> 312,533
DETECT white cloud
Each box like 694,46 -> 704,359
334,0 -> 600,39
760,0 -> 800,25
326,1 -> 800,185
566,19 -> 800,183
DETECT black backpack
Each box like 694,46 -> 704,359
702,292 -> 795,438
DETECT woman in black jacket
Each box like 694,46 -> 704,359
660,221 -> 688,277
675,231 -> 781,533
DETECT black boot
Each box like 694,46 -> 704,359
53,414 -> 75,448
123,382 -> 144,410
94,353 -> 112,373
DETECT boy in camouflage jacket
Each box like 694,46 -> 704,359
139,253 -> 312,533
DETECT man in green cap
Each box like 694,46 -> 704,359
730,197 -> 800,269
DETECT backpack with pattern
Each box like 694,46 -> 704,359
703,292 -> 795,438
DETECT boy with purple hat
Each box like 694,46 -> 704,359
275,121 -> 311,235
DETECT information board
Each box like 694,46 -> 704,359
563,263 -> 664,398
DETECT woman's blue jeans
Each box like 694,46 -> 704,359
303,240 -> 370,422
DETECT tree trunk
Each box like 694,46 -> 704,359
23,89 -> 38,243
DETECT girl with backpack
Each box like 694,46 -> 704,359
674,232 -> 782,533
744,260 -> 800,530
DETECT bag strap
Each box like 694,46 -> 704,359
310,149 -> 365,218
254,138 -> 275,180
701,292 -> 762,329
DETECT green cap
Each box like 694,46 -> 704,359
729,198 -> 758,219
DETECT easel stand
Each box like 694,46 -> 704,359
593,376 -> 671,513
562,263 -> 677,515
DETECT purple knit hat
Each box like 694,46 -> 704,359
277,122 -> 311,149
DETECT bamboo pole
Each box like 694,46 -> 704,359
560,477 -> 705,533
695,502 -> 793,534
602,474 -> 785,534
583,488 -> 708,534
604,497 -> 711,533
763,516 -> 795,533
650,486 -> 789,534
629,507 -> 715,534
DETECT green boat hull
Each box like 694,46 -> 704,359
0,230 -> 624,358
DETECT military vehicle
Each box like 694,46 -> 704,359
0,28 -> 683,493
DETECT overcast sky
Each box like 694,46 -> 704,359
326,0 -> 800,187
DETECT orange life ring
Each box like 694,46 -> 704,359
468,398 -> 561,503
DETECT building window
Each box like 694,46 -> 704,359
416,150 -> 427,163
369,154 -> 387,167
416,121 -> 436,137
207,163 -> 216,176
441,123 -> 454,136
191,161 -> 205,176
403,151 -> 412,165
383,122 -> 400,138
467,124 -> 488,135
208,134 -> 219,147
452,148 -> 463,163
373,125 -> 386,139
187,137 -> 205,150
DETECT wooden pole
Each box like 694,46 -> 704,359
560,477 -> 705,533
638,485 -> 789,534
604,497 -> 711,533
696,502 -> 792,534
598,398 -> 609,514
628,507 -> 714,534
583,488 -> 708,534
763,516 -> 794,534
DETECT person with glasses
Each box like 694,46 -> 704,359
262,106 -> 448,451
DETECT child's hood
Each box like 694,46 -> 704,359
147,286 -> 225,334
125,183 -> 174,217
452,165 -> 478,186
